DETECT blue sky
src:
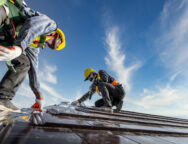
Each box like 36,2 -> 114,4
1,0 -> 188,118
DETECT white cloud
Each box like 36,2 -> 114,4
184,104 -> 188,111
158,0 -> 188,78
105,26 -> 141,91
39,64 -> 57,84
17,83 -> 34,98
169,72 -> 180,82
75,89 -> 83,100
129,83 -> 188,118
13,62 -> 66,108
131,0 -> 188,117
40,82 -> 68,101
134,85 -> 182,109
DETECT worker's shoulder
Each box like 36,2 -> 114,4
98,69 -> 107,74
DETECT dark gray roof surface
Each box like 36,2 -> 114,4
1,102 -> 188,144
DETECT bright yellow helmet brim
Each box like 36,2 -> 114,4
84,68 -> 96,81
56,28 -> 66,51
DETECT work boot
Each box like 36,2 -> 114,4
0,99 -> 19,112
115,100 -> 123,113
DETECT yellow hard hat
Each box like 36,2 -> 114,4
55,28 -> 66,50
84,68 -> 96,81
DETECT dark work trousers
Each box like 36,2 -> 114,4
0,54 -> 30,100
95,82 -> 125,110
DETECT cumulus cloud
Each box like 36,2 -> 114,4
130,82 -> 188,118
105,26 -> 141,91
134,85 -> 182,109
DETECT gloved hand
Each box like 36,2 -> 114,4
0,45 -> 22,61
31,99 -> 44,125
71,100 -> 80,106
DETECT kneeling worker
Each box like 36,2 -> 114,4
72,68 -> 125,112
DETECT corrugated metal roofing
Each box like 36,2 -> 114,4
1,102 -> 188,144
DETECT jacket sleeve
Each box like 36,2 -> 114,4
13,14 -> 57,50
78,91 -> 91,103
78,83 -> 96,103
26,47 -> 40,93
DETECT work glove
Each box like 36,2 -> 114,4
71,100 -> 80,106
0,45 -> 22,61
31,99 -> 45,125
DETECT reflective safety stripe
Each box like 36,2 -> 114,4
95,73 -> 119,96
111,80 -> 119,86
96,86 -> 101,96
11,20 -> 16,38
97,73 -> 100,80
30,32 -> 56,48
9,0 -> 15,4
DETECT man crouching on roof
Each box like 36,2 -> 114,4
71,68 -> 125,112
0,0 -> 66,117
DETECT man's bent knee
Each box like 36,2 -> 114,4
95,99 -> 104,107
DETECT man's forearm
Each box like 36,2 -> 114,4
34,92 -> 43,100
78,91 -> 91,103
